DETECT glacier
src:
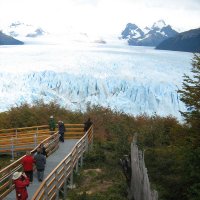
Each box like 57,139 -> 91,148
0,42 -> 193,120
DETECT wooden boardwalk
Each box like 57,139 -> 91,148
5,139 -> 79,200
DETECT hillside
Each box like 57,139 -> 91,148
156,28 -> 200,53
0,31 -> 24,45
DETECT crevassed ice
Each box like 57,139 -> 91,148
0,44 -> 193,120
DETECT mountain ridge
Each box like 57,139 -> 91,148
121,20 -> 178,46
3,21 -> 47,40
0,31 -> 24,45
156,27 -> 200,53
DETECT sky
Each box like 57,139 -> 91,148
0,0 -> 200,36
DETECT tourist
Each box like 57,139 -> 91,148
49,115 -> 56,134
39,143 -> 47,157
34,148 -> 46,182
12,172 -> 30,200
58,121 -> 65,142
84,118 -> 93,132
21,151 -> 35,183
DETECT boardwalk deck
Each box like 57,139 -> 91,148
5,139 -> 79,200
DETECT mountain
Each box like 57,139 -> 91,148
156,28 -> 200,53
0,31 -> 24,45
26,28 -> 46,38
121,23 -> 144,40
121,20 -> 178,46
3,21 -> 46,39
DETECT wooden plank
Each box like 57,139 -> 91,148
66,128 -> 84,131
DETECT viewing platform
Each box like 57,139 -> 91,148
0,124 -> 93,200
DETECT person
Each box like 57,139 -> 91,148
12,171 -> 30,200
49,115 -> 56,134
34,148 -> 46,182
21,151 -> 35,183
39,143 -> 47,157
84,118 -> 93,132
58,121 -> 65,142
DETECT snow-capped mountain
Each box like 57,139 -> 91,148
2,21 -> 47,42
0,31 -> 24,45
152,20 -> 166,30
121,23 -> 144,40
121,20 -> 178,46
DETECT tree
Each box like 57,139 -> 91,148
178,54 -> 200,132
178,54 -> 200,199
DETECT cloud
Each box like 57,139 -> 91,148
0,0 -> 199,35
71,0 -> 100,6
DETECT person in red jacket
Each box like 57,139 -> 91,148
21,151 -> 35,183
12,172 -> 30,200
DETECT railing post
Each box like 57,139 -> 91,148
34,134 -> 37,147
80,153 -> 83,167
44,181 -> 48,199
9,172 -> 13,191
85,134 -> 89,152
75,161 -> 79,173
69,171 -> 73,187
79,139 -> 84,167
75,146 -> 79,173
11,137 -> 14,160
68,153 -> 74,188
36,127 -> 39,141
55,171 -> 59,200
15,129 -> 18,138
63,161 -> 68,199
91,126 -> 94,149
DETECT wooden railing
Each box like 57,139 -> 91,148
0,124 -> 85,155
32,125 -> 93,200
0,125 -> 51,137
0,123 -> 88,199
0,125 -> 52,155
64,124 -> 85,139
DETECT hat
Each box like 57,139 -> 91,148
12,172 -> 22,180
50,115 -> 53,118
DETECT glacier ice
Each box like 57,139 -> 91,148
0,43 -> 193,120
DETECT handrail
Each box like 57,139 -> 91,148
0,133 -> 50,155
0,124 -> 85,154
32,125 -> 93,200
0,125 -> 49,132
0,124 -> 84,133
